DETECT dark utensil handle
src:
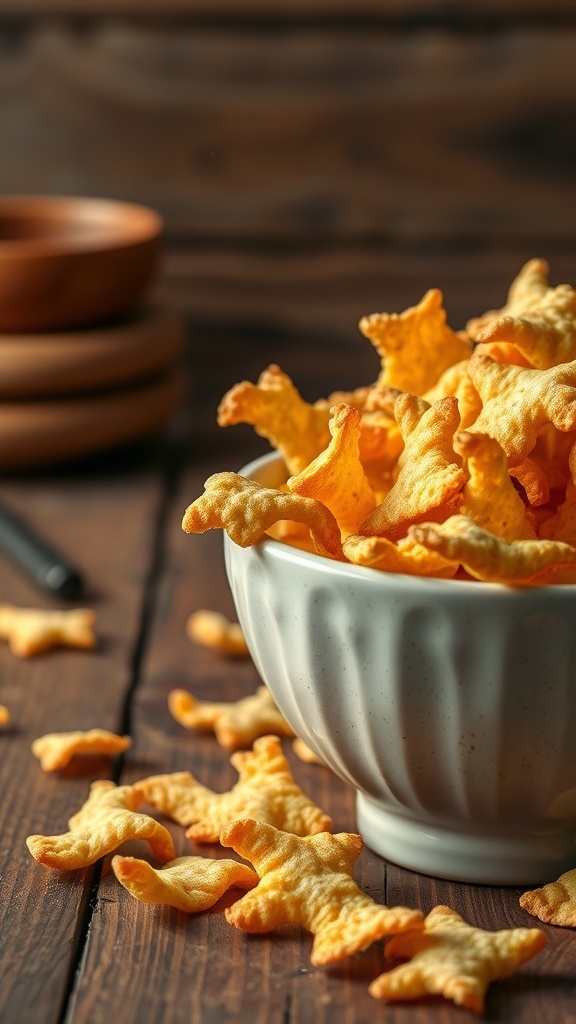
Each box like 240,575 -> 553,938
0,501 -> 83,600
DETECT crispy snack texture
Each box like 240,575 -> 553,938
369,904 -> 545,1012
0,604 -> 96,658
112,854 -> 258,912
221,817 -> 423,965
292,736 -> 327,766
471,259 -> 576,369
168,685 -> 294,750
409,514 -> 576,583
359,288 -> 471,395
183,259 -> 576,587
467,354 -> 576,467
520,867 -> 576,927
186,609 -> 250,657
31,729 -> 132,772
343,532 -> 458,577
26,780 -> 175,870
134,734 -> 331,841
454,431 -> 536,540
360,395 -> 466,540
182,472 -> 343,561
217,363 -> 331,475
287,403 -> 376,537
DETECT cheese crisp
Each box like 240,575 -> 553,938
183,260 -> 576,585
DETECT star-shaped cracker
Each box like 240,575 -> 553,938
221,817 -> 423,965
217,363 -> 331,475
453,431 -> 536,540
520,867 -> 576,927
359,288 -> 471,396
472,258 -> 576,369
360,395 -> 466,540
168,685 -> 294,750
292,736 -> 327,766
288,403 -> 376,538
467,258 -> 549,340
182,471 -> 344,560
467,354 -> 576,467
112,853 -> 257,912
134,734 -> 332,842
343,532 -> 458,578
31,729 -> 132,772
0,604 -> 96,658
186,609 -> 250,657
409,514 -> 576,583
26,780 -> 175,870
423,359 -> 482,429
369,904 -> 545,1012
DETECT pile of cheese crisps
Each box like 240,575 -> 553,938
184,259 -> 576,585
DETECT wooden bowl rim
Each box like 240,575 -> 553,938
0,195 -> 163,257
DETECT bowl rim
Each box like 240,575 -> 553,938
0,195 -> 163,256
235,449 -> 576,597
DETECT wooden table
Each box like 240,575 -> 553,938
1,324 -> 575,1024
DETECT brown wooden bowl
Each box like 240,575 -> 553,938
0,366 -> 184,469
0,195 -> 163,332
0,306 -> 185,399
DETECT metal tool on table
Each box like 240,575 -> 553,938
0,499 -> 83,600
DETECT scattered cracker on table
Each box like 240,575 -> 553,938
31,729 -> 132,772
168,684 -> 294,750
221,817 -> 423,965
186,609 -> 250,657
112,853 -> 258,912
26,780 -> 175,870
0,604 -> 96,658
368,904 -> 545,1013
134,733 -> 332,841
292,736 -> 326,766
0,705 -> 9,725
520,867 -> 576,927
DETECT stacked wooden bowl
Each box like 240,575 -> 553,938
0,195 -> 185,469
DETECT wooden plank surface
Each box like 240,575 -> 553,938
159,244 -> 576,342
0,23 -> 574,244
0,444 -> 167,1024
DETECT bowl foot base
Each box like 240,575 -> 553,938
356,792 -> 576,886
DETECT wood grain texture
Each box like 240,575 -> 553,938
0,452 -> 166,1024
0,24 -> 574,243
3,2 -> 576,17
158,244 -> 576,343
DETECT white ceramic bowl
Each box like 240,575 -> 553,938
224,451 -> 576,885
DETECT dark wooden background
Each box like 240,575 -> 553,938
0,0 -> 574,344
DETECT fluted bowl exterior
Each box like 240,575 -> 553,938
224,452 -> 576,884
